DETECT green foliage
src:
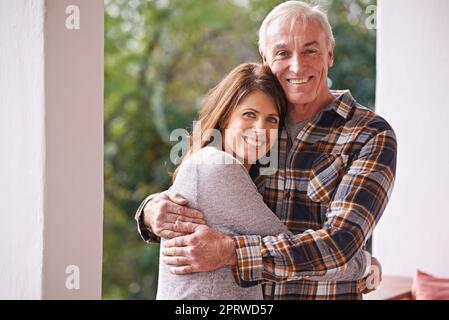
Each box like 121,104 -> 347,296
328,0 -> 377,108
103,0 -> 376,299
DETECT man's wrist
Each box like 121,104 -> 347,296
135,193 -> 161,243
142,202 -> 152,229
141,192 -> 163,229
225,236 -> 237,266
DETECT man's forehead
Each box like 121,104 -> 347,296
265,18 -> 325,48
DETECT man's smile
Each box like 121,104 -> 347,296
286,76 -> 314,86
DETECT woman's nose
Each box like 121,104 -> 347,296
253,118 -> 266,131
250,120 -> 269,139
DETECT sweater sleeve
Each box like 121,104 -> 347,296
189,147 -> 290,237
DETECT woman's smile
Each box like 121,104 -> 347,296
242,132 -> 266,148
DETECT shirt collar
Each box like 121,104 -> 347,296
285,90 -> 356,125
328,90 -> 356,120
282,90 -> 356,142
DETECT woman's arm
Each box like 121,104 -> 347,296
171,147 -> 290,237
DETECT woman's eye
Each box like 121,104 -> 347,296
243,111 -> 256,118
267,117 -> 279,124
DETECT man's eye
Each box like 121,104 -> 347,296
303,50 -> 318,56
275,50 -> 289,57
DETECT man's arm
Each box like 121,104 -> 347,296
163,128 -> 396,284
298,249 -> 372,282
232,129 -> 397,283
163,223 -> 374,283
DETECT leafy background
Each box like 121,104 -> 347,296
103,0 -> 377,299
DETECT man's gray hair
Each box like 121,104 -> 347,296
258,1 -> 335,56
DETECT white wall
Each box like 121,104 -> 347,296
0,0 -> 45,299
0,0 -> 103,299
374,0 -> 449,278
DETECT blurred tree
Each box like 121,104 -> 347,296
328,0 -> 377,108
103,0 -> 376,299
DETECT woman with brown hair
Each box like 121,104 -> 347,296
157,63 -> 370,300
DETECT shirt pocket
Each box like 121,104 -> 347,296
307,154 -> 349,203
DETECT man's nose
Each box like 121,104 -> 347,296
289,54 -> 302,74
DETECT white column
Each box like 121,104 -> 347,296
374,0 -> 449,277
0,0 -> 46,299
0,0 -> 103,299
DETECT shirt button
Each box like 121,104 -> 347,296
285,192 -> 291,199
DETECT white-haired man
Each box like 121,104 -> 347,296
135,1 -> 396,300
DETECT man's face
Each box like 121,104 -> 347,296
262,18 -> 334,107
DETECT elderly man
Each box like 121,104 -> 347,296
135,1 -> 396,300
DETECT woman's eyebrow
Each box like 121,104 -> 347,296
242,107 -> 260,113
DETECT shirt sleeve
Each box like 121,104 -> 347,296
232,129 -> 397,283
292,249 -> 371,282
134,193 -> 162,244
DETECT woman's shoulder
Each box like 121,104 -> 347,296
186,146 -> 247,179
189,148 -> 259,203
188,146 -> 240,166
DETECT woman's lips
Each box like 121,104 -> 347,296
242,134 -> 266,148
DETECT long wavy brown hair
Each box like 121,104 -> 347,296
172,62 -> 287,181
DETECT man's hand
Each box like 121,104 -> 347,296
161,222 -> 237,275
143,191 -> 206,239
362,256 -> 383,294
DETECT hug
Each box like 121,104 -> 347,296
135,1 -> 396,300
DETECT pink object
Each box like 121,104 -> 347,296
411,270 -> 449,300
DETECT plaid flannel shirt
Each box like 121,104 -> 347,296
136,90 -> 397,300
232,90 -> 397,299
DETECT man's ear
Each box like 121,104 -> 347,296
327,45 -> 335,68
260,50 -> 269,65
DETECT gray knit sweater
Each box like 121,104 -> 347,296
156,146 -> 369,300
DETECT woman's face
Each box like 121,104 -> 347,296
223,90 -> 280,166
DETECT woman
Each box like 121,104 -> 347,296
157,63 -> 370,300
